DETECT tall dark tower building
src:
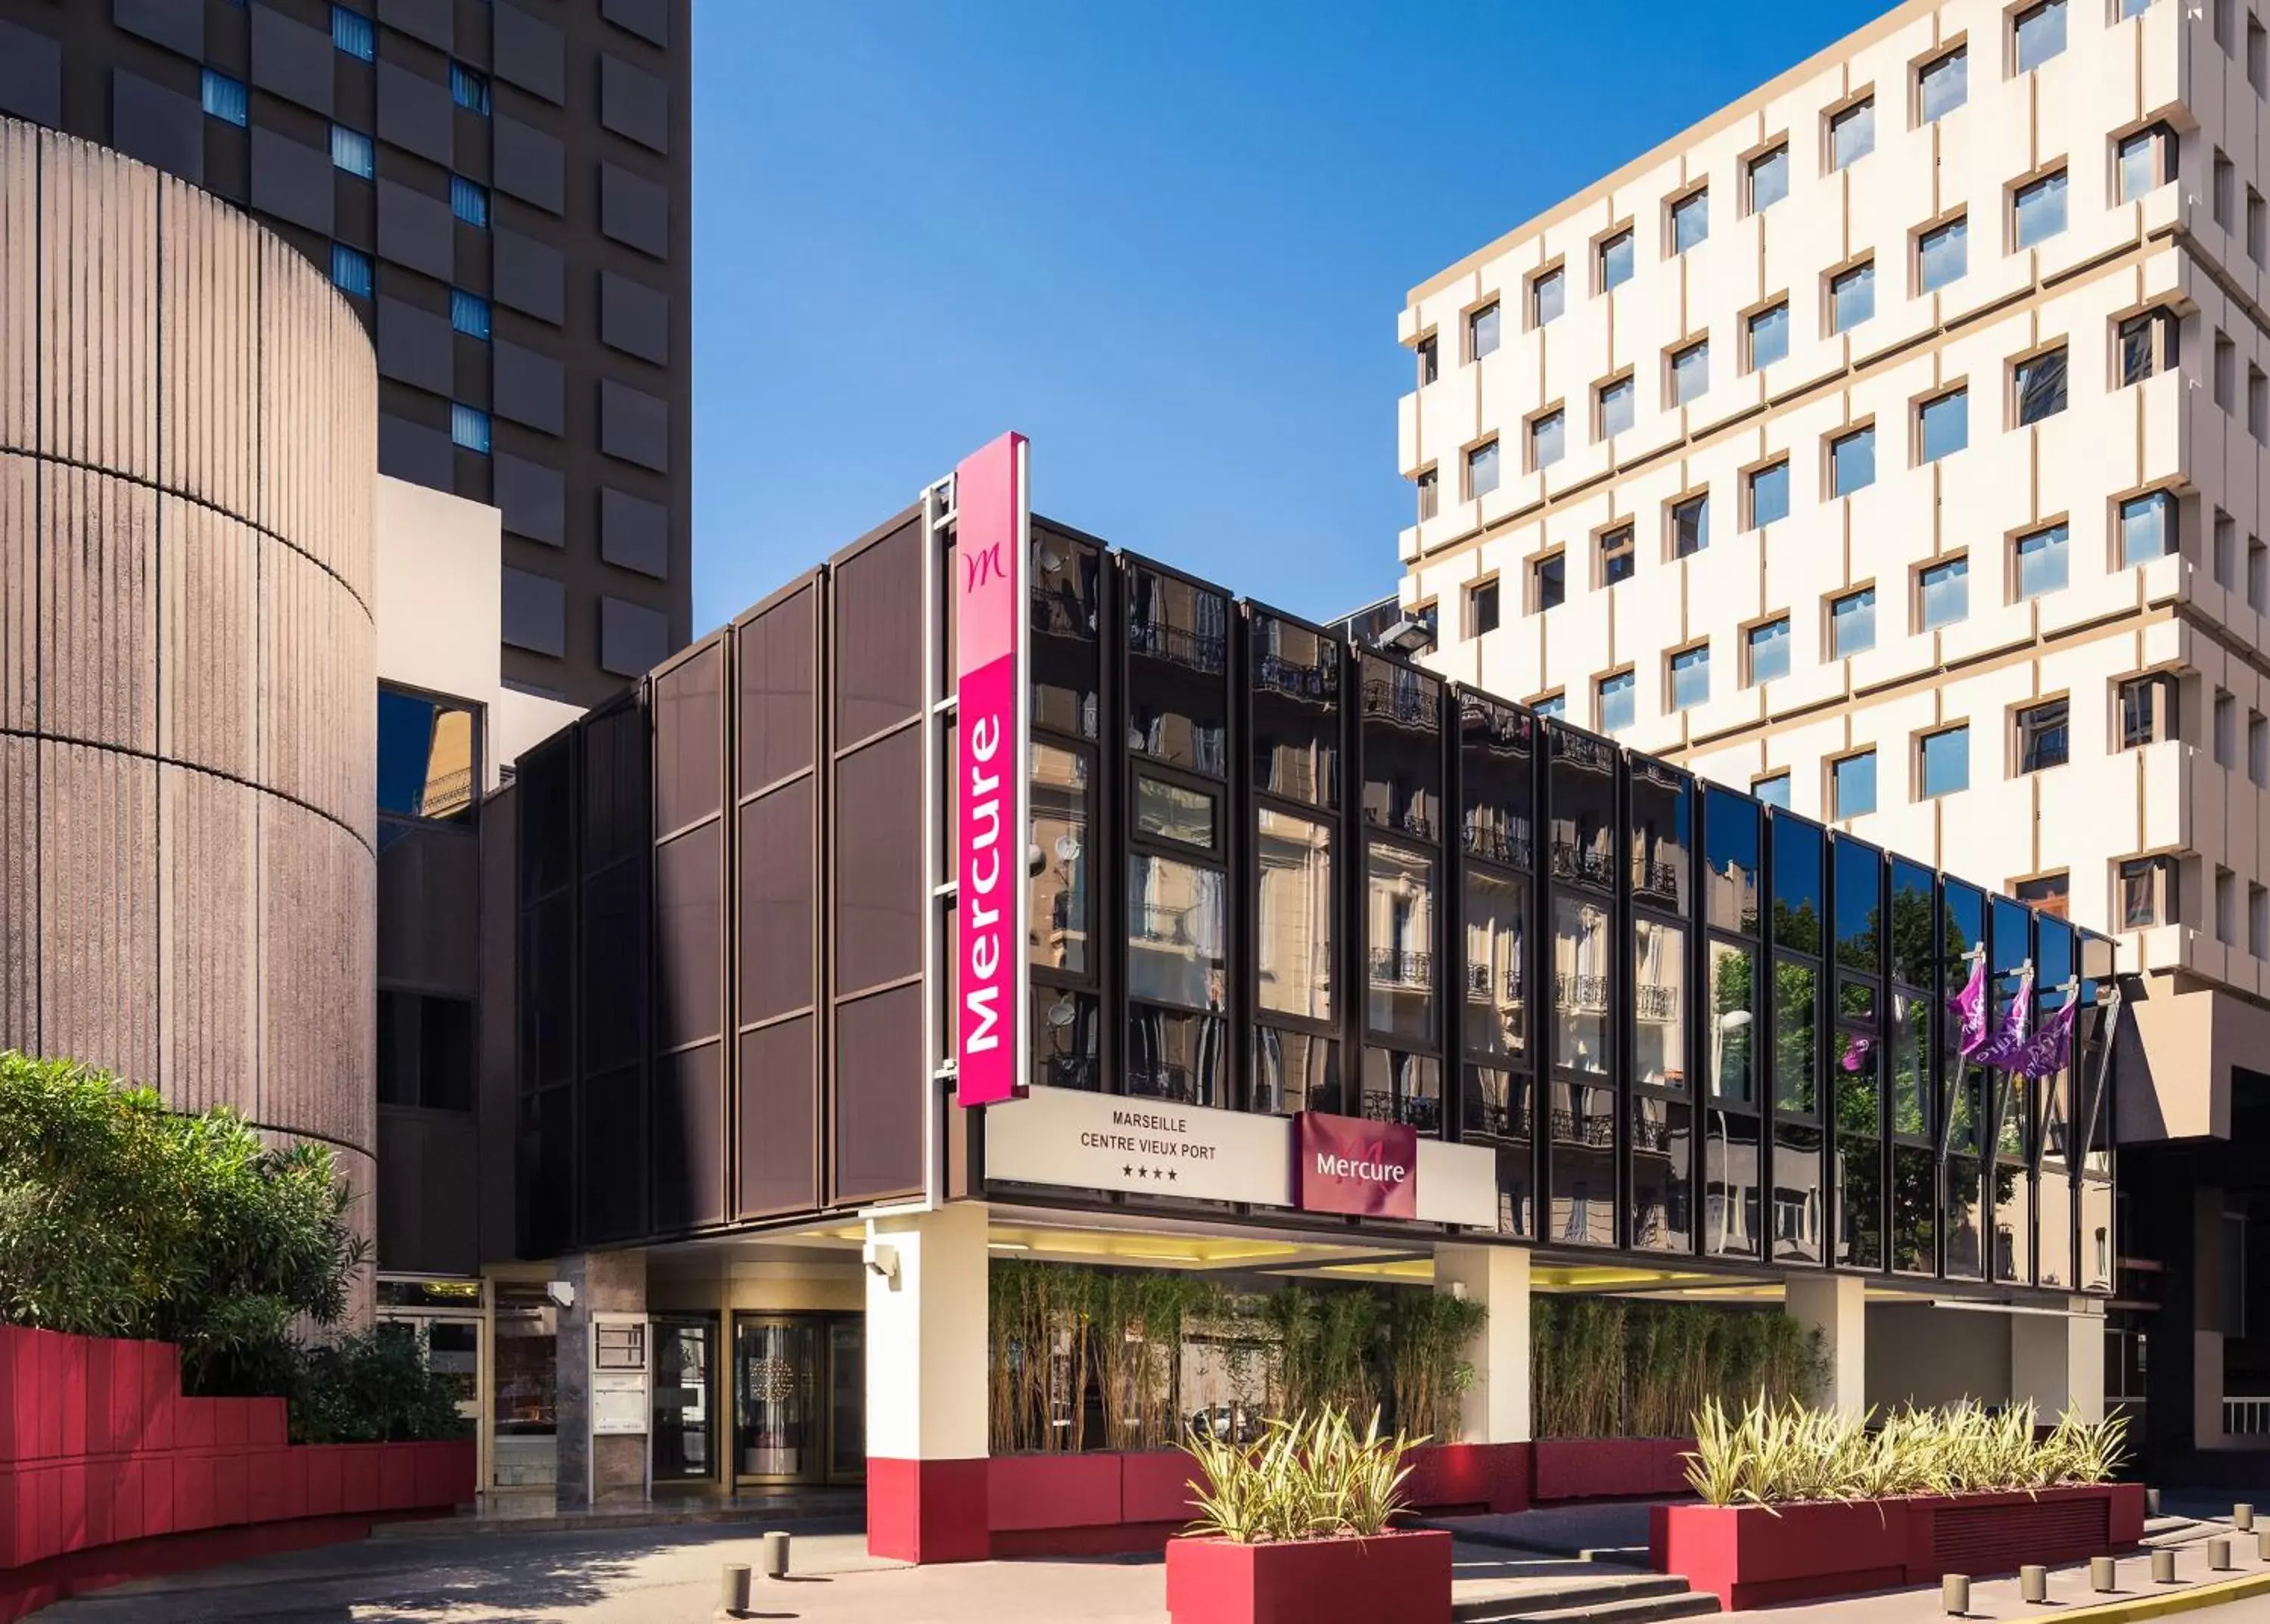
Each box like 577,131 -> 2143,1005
0,0 -> 691,705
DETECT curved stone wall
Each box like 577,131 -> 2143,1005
0,120 -> 378,1203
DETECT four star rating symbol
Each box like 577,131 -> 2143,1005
1121,1163 -> 1179,1183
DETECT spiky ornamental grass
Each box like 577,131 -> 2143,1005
1681,1394 -> 2130,1508
1182,1406 -> 1425,1545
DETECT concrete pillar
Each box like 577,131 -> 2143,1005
553,1249 -> 648,1510
1432,1244 -> 1530,1443
865,1202 -> 990,1562
2011,1299 -> 2108,1424
1786,1274 -> 1866,1420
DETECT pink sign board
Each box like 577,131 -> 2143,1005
954,432 -> 1028,1108
1295,1112 -> 1420,1219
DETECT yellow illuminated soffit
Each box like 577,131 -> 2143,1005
1531,1265 -> 1718,1292
983,1224 -> 1312,1269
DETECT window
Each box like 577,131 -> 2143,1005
1532,266 -> 1566,327
1416,468 -> 1438,521
2216,867 -> 2234,943
1920,726 -> 1970,798
2218,333 -> 2237,409
1468,579 -> 1501,637
2254,17 -> 2268,91
450,403 -> 491,455
1532,554 -> 1566,614
1669,645 -> 1711,711
1469,301 -> 1501,361
1599,229 -> 1634,291
1830,262 -> 1874,332
2118,857 -> 2175,929
2254,884 -> 2270,958
331,125 -> 375,179
1598,375 -> 1635,437
1830,425 -> 1876,496
2118,673 -> 2179,748
1669,493 -> 1709,558
1671,188 -> 1709,254
1599,526 -> 1636,586
2116,126 -> 2174,203
2252,711 -> 2268,786
1919,46 -> 1968,121
330,243 -> 373,299
450,289 -> 491,340
450,62 -> 491,114
2015,523 -> 2069,599
1830,588 -> 1876,658
201,70 -> 247,126
1918,389 -> 1967,463
1530,409 -> 1566,471
2119,491 -> 2173,568
2255,537 -> 2269,610
1832,751 -> 1877,819
1746,459 -> 1790,529
333,5 -> 375,60
2017,698 -> 2070,773
1533,692 -> 1567,721
1919,216 -> 1967,292
1749,145 -> 1790,212
378,686 -> 480,825
2118,308 -> 2179,384
1830,98 -> 1875,170
2216,151 -> 2237,229
1670,338 -> 1709,406
2014,170 -> 2068,248
2254,366 -> 2268,441
2013,346 -> 2068,424
2015,873 -> 2069,917
1417,335 -> 1438,386
2216,511 -> 2237,586
2014,0 -> 2067,72
1466,440 -> 1500,500
1748,303 -> 1789,370
1746,618 -> 1791,686
2218,0 -> 2236,42
451,176 -> 490,229
1598,670 -> 1637,732
2251,185 -> 2270,263
378,992 -> 477,1112
2120,0 -> 2156,16
1754,773 -> 1792,810
1918,556 -> 1968,630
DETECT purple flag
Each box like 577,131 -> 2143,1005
1970,968 -> 2036,1069
2013,984 -> 2079,1078
1948,954 -> 1989,1056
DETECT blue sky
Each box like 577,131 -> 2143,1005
690,0 -> 1889,636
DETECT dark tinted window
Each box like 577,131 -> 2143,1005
1127,565 -> 1230,776
1031,528 -> 1101,740
1890,857 -> 1937,987
1833,838 -> 1883,973
1547,729 -> 1615,891
379,686 -> 479,825
1360,659 -> 1442,840
1772,816 -> 1825,954
1460,695 -> 1533,868
1704,787 -> 1760,935
1630,761 -> 1691,912
1251,613 -> 1340,804
378,991 -> 476,1111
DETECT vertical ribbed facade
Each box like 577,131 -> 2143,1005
0,118 -> 379,1244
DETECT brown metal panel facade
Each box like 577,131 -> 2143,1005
0,122 -> 379,1280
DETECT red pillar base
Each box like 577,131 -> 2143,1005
866,1458 -> 990,1563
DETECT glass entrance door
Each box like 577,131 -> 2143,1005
732,1314 -> 864,1486
651,1316 -> 716,1482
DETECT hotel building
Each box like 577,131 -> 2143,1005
1392,0 -> 2270,1476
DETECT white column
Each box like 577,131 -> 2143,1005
1786,1274 -> 1866,1420
2010,1298 -> 2107,1423
864,1201 -> 991,1562
1433,1243 -> 1530,1443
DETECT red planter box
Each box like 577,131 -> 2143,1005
1650,1482 -> 2148,1611
1165,1529 -> 1452,1624
1532,1436 -> 1692,1502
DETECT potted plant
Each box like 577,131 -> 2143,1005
1163,1406 -> 1451,1624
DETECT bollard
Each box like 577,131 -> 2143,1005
2147,1488 -> 2162,1517
2153,1548 -> 2178,1585
1944,1573 -> 1971,1616
2212,1537 -> 2235,1572
720,1562 -> 752,1616
2020,1565 -> 2049,1604
760,1531 -> 791,1581
2091,1556 -> 2118,1592
2259,1527 -> 2270,1563
2240,1504 -> 2257,1532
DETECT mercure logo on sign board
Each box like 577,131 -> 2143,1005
1295,1112 -> 1419,1218
954,433 -> 1028,1109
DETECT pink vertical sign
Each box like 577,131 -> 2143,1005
954,433 -> 1028,1107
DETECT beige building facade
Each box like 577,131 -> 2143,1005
1396,0 -> 2270,1462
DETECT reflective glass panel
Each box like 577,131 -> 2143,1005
1631,1096 -> 1693,1252
1463,869 -> 1527,1059
1630,762 -> 1691,912
1361,1047 -> 1442,1133
1707,939 -> 1757,1105
1774,957 -> 1818,1114
1252,1026 -> 1342,1116
1136,774 -> 1216,849
1127,567 -> 1229,775
1460,695 -> 1534,869
1634,917 -> 1687,1091
1251,614 -> 1340,804
1703,1109 -> 1762,1258
1126,1004 -> 1228,1106
1361,662 -> 1443,840
1255,808 -> 1332,1023
1553,892 -> 1613,1077
1704,787 -> 1760,935
1030,744 -> 1090,975
1126,854 -> 1226,1011
1366,844 -> 1436,1042
1464,1063 -> 1531,1141
1772,1122 -> 1826,1264
1549,1079 -> 1618,1245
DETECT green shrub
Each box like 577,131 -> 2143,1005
1183,1406 -> 1422,1544
288,1323 -> 470,1445
1683,1394 -> 2130,1507
0,1051 -> 368,1394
